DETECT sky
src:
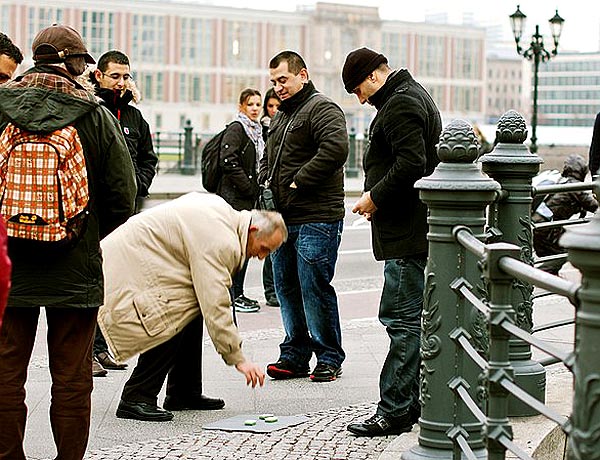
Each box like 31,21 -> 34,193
211,0 -> 600,53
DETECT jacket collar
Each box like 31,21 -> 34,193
97,87 -> 134,112
369,69 -> 413,110
278,80 -> 317,115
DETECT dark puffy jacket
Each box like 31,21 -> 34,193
96,87 -> 157,197
365,69 -> 442,260
589,112 -> 600,178
217,121 -> 259,211
0,65 -> 137,309
258,81 -> 348,224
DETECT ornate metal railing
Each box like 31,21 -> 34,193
153,120 -> 200,175
402,112 -> 600,460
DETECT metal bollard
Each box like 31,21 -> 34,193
403,119 -> 500,460
561,200 -> 600,460
480,110 -> 546,416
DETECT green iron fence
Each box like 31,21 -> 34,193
403,112 -> 600,460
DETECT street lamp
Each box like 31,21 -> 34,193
509,5 -> 565,154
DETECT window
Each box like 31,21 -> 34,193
28,7 -> 63,48
131,15 -> 165,64
223,20 -> 259,67
81,11 -> 115,57
180,18 -> 213,66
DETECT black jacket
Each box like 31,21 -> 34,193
365,69 -> 442,260
258,82 -> 348,224
0,65 -> 137,309
589,112 -> 600,177
96,87 -> 157,197
217,121 -> 259,211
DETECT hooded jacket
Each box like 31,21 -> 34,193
98,193 -> 248,365
88,71 -> 157,197
0,64 -> 137,309
364,69 -> 442,260
258,81 -> 348,224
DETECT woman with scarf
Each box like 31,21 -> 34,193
218,88 -> 264,313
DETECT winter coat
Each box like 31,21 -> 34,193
364,69 -> 442,260
93,81 -> 158,197
0,219 -> 10,328
258,81 -> 348,225
0,64 -> 137,309
98,193 -> 249,365
217,121 -> 259,211
589,112 -> 600,177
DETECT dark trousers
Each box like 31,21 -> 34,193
93,326 -> 109,355
231,259 -> 249,300
262,254 -> 275,299
0,307 -> 97,460
121,315 -> 204,405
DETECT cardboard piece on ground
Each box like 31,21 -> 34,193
203,414 -> 309,433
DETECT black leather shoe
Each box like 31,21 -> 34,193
163,394 -> 225,411
96,351 -> 128,370
347,413 -> 414,437
116,400 -> 174,422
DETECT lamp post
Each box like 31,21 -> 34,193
509,5 -> 564,154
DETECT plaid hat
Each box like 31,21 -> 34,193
32,24 -> 95,64
342,47 -> 387,93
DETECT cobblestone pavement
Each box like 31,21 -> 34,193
85,403 -> 394,460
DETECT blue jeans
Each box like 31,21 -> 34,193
377,256 -> 426,419
271,220 -> 345,368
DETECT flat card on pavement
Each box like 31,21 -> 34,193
203,414 -> 309,433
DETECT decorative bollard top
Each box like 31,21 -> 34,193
480,110 -> 542,167
416,119 -> 500,192
495,110 -> 528,144
437,119 -> 480,163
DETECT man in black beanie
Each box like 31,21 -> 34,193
342,47 -> 442,437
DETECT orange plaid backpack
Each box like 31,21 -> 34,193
0,123 -> 90,244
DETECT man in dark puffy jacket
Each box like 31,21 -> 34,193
342,47 -> 442,437
88,50 -> 158,375
0,25 -> 136,460
532,154 -> 598,275
259,51 -> 348,383
90,49 -> 157,212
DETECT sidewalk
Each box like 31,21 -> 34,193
23,288 -> 575,460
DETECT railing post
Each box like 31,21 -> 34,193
181,119 -> 196,175
483,243 -> 520,460
403,120 -> 500,460
346,127 -> 359,178
479,110 -> 546,416
561,202 -> 600,460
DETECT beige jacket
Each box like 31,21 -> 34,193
98,193 -> 250,365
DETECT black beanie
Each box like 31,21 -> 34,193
342,47 -> 388,93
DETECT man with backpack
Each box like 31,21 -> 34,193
0,24 -> 136,460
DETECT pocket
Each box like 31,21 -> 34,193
297,222 -> 339,264
132,290 -> 169,337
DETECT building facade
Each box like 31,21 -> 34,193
536,52 -> 600,127
1,0 -> 487,134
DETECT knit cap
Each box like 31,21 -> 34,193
342,47 -> 388,93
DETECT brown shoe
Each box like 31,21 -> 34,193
96,351 -> 127,370
92,357 -> 107,377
